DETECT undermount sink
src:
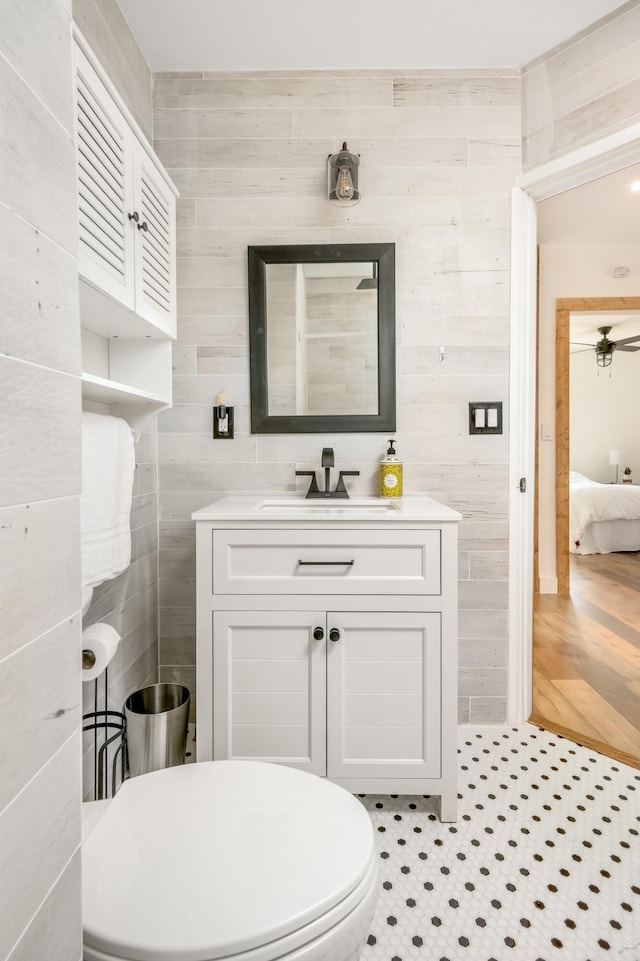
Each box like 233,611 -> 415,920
255,497 -> 401,514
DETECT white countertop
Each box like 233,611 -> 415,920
191,493 -> 461,523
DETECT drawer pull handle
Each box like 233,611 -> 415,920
313,626 -> 324,640
297,560 -> 354,567
329,628 -> 341,643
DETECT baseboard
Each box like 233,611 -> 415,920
538,576 -> 558,594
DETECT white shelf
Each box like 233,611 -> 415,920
81,373 -> 170,439
81,372 -> 168,406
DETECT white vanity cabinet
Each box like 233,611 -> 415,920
73,33 -> 178,437
193,496 -> 460,820
211,608 -> 441,781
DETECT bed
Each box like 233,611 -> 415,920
569,471 -> 640,554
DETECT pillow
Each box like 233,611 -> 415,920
569,470 -> 588,483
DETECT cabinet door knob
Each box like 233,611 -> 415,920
128,210 -> 139,223
329,627 -> 341,642
313,626 -> 324,640
137,220 -> 149,232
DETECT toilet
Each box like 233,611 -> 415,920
82,760 -> 378,961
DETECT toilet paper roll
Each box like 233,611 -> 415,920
82,623 -> 121,682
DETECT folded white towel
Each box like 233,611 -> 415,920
81,412 -> 135,588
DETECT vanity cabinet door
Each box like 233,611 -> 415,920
212,610 -> 326,775
326,612 -> 441,780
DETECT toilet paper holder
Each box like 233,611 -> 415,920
82,666 -> 127,801
83,649 -> 96,670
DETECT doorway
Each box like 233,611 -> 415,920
509,139 -> 640,759
555,297 -> 640,595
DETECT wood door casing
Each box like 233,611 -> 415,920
554,296 -> 640,594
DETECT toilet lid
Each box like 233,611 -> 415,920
83,761 -> 375,961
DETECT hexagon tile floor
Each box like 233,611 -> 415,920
358,724 -> 640,961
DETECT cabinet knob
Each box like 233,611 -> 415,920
329,627 -> 341,643
128,210 -> 139,223
137,220 -> 149,232
313,626 -> 324,641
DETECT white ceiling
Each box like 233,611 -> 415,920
538,163 -> 640,246
117,0 -> 627,72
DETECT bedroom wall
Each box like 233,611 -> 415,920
537,243 -> 640,592
571,348 -> 640,484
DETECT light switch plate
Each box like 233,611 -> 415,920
469,401 -> 503,435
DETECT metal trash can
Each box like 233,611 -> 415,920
124,683 -> 190,777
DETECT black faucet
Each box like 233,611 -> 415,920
296,448 -> 360,499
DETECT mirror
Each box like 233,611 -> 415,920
248,243 -> 396,433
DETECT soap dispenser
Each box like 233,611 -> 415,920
380,439 -> 403,497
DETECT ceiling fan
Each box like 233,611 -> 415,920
570,325 -> 640,367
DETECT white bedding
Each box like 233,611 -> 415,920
569,472 -> 640,554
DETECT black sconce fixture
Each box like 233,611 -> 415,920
328,142 -> 361,206
213,390 -> 234,439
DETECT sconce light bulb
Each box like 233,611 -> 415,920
336,164 -> 355,201
217,390 -> 225,406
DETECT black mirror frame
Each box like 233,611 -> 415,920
248,243 -> 396,433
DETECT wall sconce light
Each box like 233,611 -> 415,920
609,449 -> 621,483
213,390 -> 234,439
328,142 -> 361,206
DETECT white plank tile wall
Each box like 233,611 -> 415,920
522,1 -> 640,169
0,2 -> 83,956
154,68 -> 521,724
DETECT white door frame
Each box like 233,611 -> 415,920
508,123 -> 640,725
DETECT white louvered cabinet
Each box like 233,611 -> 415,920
74,35 -> 177,436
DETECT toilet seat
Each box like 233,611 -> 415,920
83,761 -> 377,961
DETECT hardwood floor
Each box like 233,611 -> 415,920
531,550 -> 640,769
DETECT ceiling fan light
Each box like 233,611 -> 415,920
596,348 -> 613,367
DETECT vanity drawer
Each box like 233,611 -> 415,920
212,529 -> 441,595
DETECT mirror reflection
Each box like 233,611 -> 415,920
248,243 -> 396,434
266,262 -> 379,417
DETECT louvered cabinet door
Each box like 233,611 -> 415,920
75,48 -> 136,309
132,141 -> 177,337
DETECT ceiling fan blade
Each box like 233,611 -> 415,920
613,333 -> 640,347
570,347 -> 596,354
616,344 -> 640,352
570,340 -> 595,347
